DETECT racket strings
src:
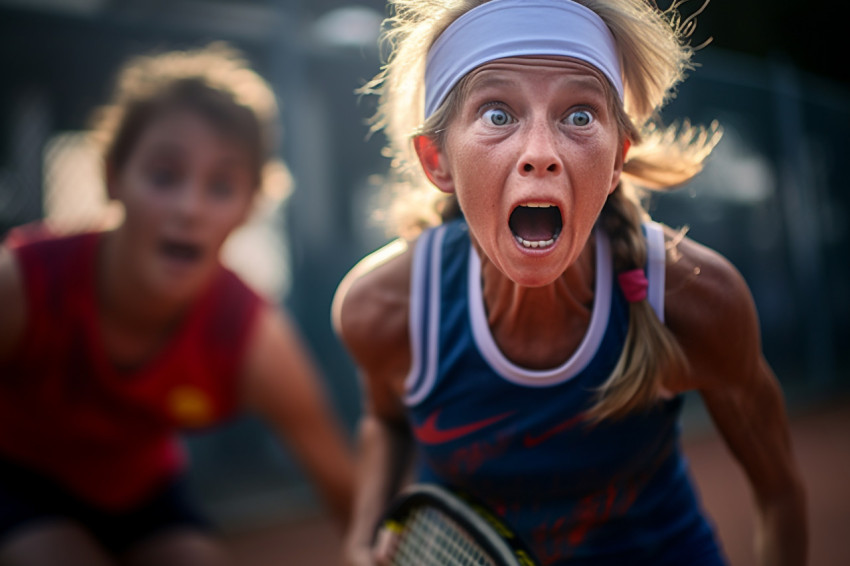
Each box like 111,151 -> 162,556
391,506 -> 497,566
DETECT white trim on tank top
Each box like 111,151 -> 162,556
405,222 -> 666,401
644,221 -> 666,323
405,225 -> 449,405
467,230 -> 613,387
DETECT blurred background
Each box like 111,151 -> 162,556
0,0 -> 847,564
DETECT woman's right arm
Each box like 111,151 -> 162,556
0,246 -> 26,362
346,412 -> 414,566
332,240 -> 416,566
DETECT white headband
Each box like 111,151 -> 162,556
424,0 -> 624,119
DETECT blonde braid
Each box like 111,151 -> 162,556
588,186 -> 687,421
365,0 -> 719,421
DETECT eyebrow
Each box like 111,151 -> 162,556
464,71 -> 520,94
144,142 -> 186,161
464,68 -> 609,99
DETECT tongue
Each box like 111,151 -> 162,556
509,206 -> 561,241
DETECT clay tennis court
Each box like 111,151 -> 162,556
224,395 -> 850,565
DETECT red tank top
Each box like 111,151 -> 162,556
0,232 -> 264,509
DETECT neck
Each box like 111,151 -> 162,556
97,231 -> 191,370
477,237 -> 597,370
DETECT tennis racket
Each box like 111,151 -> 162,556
377,483 -> 539,566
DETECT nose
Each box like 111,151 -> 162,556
517,120 -> 562,176
173,180 -> 206,221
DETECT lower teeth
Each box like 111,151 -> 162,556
516,236 -> 555,249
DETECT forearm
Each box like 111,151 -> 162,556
697,356 -> 808,566
754,484 -> 808,566
309,438 -> 357,531
344,414 -> 414,563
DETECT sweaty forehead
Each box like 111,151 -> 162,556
423,0 -> 623,117
463,56 -> 611,95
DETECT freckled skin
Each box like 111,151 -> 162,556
337,53 -> 807,566
424,57 -> 624,288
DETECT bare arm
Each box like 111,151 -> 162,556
0,246 -> 26,363
700,360 -> 806,566
345,413 -> 415,566
665,234 -> 808,566
240,305 -> 356,530
332,240 -> 417,566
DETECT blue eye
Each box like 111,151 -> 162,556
483,108 -> 512,126
566,110 -> 593,127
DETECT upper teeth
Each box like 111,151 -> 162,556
521,203 -> 552,208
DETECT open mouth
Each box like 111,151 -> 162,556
159,240 -> 203,263
509,203 -> 562,249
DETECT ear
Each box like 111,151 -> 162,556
104,159 -> 120,201
608,138 -> 631,194
413,135 -> 454,194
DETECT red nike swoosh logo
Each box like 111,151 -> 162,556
523,413 -> 586,448
413,409 -> 514,445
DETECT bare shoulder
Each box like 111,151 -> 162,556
331,238 -> 415,420
333,238 -> 413,353
0,246 -> 26,361
661,227 -> 763,391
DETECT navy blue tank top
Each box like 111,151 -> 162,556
404,219 -> 726,566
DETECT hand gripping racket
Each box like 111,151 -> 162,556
377,483 -> 539,566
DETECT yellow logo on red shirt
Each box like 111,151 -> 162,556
168,385 -> 214,427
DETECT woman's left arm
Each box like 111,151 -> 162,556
700,356 -> 807,566
239,305 -> 356,530
666,235 -> 808,566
